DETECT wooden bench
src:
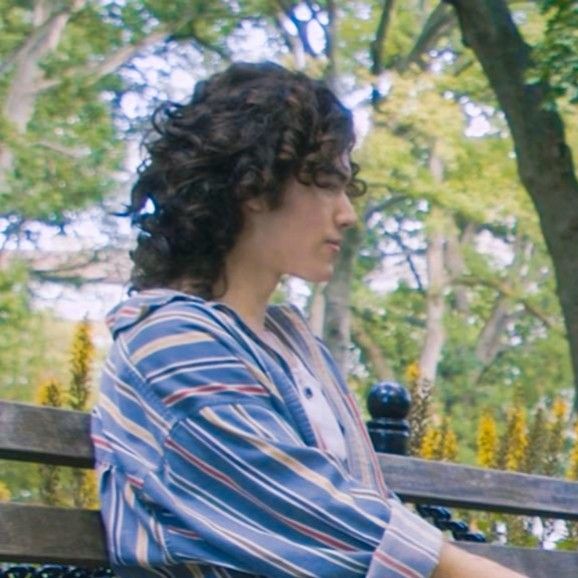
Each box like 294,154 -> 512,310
1,400 -> 578,576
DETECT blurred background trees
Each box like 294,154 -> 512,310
1,1 -> 577,545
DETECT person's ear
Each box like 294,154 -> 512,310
244,196 -> 268,213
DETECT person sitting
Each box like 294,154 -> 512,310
92,61 -> 527,578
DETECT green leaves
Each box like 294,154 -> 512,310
530,0 -> 578,103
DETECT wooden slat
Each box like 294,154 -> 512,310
379,452 -> 578,520
2,504 -> 577,578
0,503 -> 107,565
459,543 -> 578,578
0,401 -> 93,468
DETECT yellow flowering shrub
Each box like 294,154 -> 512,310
477,410 -> 498,469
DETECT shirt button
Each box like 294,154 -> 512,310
303,387 -> 314,399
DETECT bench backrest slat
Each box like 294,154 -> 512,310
0,401 -> 93,468
3,402 -> 578,520
378,453 -> 578,520
0,503 -> 107,565
459,542 -> 578,578
2,502 -> 578,577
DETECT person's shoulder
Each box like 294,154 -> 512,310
109,289 -> 233,346
267,302 -> 306,324
266,302 -> 310,335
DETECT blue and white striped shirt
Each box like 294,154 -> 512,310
92,289 -> 442,578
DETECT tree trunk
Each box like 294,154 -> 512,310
447,0 -> 578,407
419,143 -> 448,384
308,283 -> 326,338
323,226 -> 361,375
445,219 -> 472,314
419,206 -> 447,383
473,296 -> 510,376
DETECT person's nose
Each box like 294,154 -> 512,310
335,192 -> 357,230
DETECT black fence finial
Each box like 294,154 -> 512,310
366,381 -> 411,455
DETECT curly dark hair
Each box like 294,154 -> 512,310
127,61 -> 365,297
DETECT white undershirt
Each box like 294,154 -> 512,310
262,331 -> 348,463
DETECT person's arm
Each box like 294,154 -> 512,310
433,542 -> 528,578
156,399 -> 443,577
97,303 -> 438,576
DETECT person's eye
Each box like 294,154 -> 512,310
320,182 -> 344,196
323,176 -> 349,191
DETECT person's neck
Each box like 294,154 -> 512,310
213,260 -> 280,339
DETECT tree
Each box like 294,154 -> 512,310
445,0 -> 578,407
0,0 -> 246,245
2,0 -> 576,437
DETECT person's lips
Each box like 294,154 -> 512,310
326,239 -> 342,251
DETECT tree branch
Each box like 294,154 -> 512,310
370,0 -> 396,106
324,0 -> 338,88
398,2 -> 456,72
0,2 -> 86,76
363,195 -> 407,223
32,140 -> 89,159
35,28 -> 169,92
274,0 -> 318,57
370,0 -> 396,76
456,275 -> 558,331
272,13 -> 306,68
388,230 -> 425,291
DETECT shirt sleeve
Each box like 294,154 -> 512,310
143,399 -> 442,578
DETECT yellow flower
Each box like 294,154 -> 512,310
505,406 -> 528,471
544,397 -> 569,477
0,481 -> 11,501
404,361 -> 421,385
419,426 -> 441,460
552,397 -> 567,422
69,318 -> 95,411
568,420 -> 578,481
35,378 -> 64,407
441,427 -> 458,462
477,410 -> 498,469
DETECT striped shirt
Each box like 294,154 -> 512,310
91,289 -> 442,578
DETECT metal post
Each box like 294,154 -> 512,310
366,380 -> 486,543
366,381 -> 411,456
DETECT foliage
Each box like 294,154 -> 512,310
36,377 -> 66,507
0,481 -> 11,501
0,0 -> 248,240
69,318 -> 95,411
523,407 -> 547,474
35,377 -> 65,408
543,397 -> 569,477
419,416 -> 458,461
498,402 -> 528,472
568,419 -> 578,481
532,0 -> 578,103
68,318 -> 97,507
470,394 -> 577,548
476,410 -> 498,468
0,263 -> 75,403
404,362 -> 434,456
2,319 -> 98,506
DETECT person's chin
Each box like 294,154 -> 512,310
297,268 -> 334,284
